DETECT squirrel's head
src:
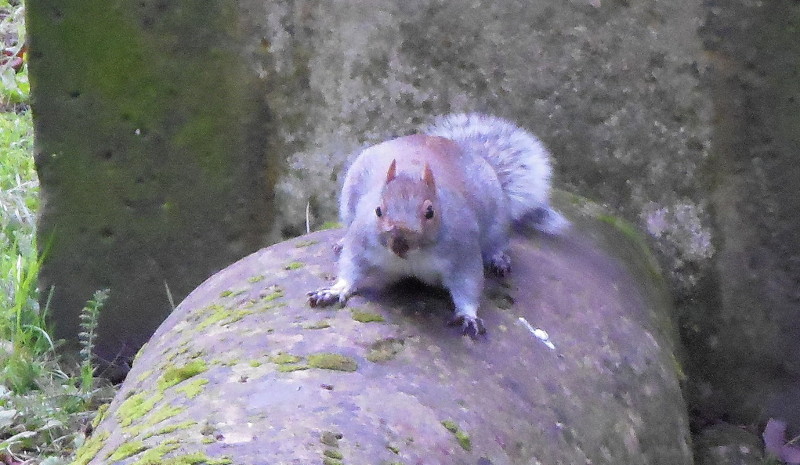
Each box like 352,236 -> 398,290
376,159 -> 440,259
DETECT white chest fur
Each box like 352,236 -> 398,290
366,246 -> 447,286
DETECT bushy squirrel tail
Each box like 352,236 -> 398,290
424,113 -> 568,234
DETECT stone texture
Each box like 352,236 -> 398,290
693,423 -> 765,465
691,0 -> 800,424
28,1 -> 275,368
75,195 -> 692,465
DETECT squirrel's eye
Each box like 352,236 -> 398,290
375,206 -> 383,217
424,205 -> 434,219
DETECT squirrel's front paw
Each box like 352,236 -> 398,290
448,314 -> 487,337
488,251 -> 511,277
307,288 -> 341,307
307,279 -> 352,307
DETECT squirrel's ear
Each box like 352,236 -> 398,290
386,159 -> 397,183
422,163 -> 435,189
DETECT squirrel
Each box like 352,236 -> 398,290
307,113 -> 566,335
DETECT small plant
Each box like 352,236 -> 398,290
78,289 -> 109,396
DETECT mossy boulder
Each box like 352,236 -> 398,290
78,194 -> 692,464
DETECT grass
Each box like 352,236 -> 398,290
1,1 -> 115,464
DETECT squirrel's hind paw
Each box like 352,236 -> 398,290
448,314 -> 487,337
487,251 -> 511,277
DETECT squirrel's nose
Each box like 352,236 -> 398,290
389,235 -> 410,258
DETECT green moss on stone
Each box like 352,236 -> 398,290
158,359 -> 207,390
277,364 -> 309,372
247,274 -> 266,283
441,420 -> 471,451
262,286 -> 285,302
174,377 -> 208,399
146,420 -> 197,438
137,369 -> 155,383
90,403 -> 110,429
323,449 -> 344,459
351,309 -> 385,323
294,239 -> 319,248
366,338 -> 405,363
272,353 -> 302,364
304,320 -> 331,330
318,221 -> 342,230
219,290 -> 233,297
322,458 -> 343,465
71,431 -> 109,465
108,440 -> 147,461
307,353 -> 358,372
128,442 -> 180,465
284,261 -> 305,270
117,391 -> 164,427
147,404 -> 185,426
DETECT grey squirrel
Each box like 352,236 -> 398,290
307,113 -> 566,335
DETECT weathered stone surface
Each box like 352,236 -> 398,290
693,423 -> 764,465
77,196 -> 691,465
28,1 -> 275,367
689,0 -> 800,424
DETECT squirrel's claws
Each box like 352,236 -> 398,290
307,288 -> 341,307
448,314 -> 487,337
488,252 -> 511,277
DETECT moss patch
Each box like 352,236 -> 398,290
107,440 -> 147,461
277,364 -> 309,372
128,442 -> 180,465
351,309 -> 385,323
137,368 -> 155,383
175,377 -> 209,399
303,320 -> 331,330
307,353 -> 358,372
271,353 -> 302,365
91,403 -> 110,429
116,391 -> 165,427
247,274 -> 266,283
71,431 -> 109,465
261,286 -> 285,302
294,239 -> 319,248
366,338 -> 405,363
158,359 -> 208,390
441,420 -> 471,451
145,420 -> 197,438
284,261 -> 304,270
